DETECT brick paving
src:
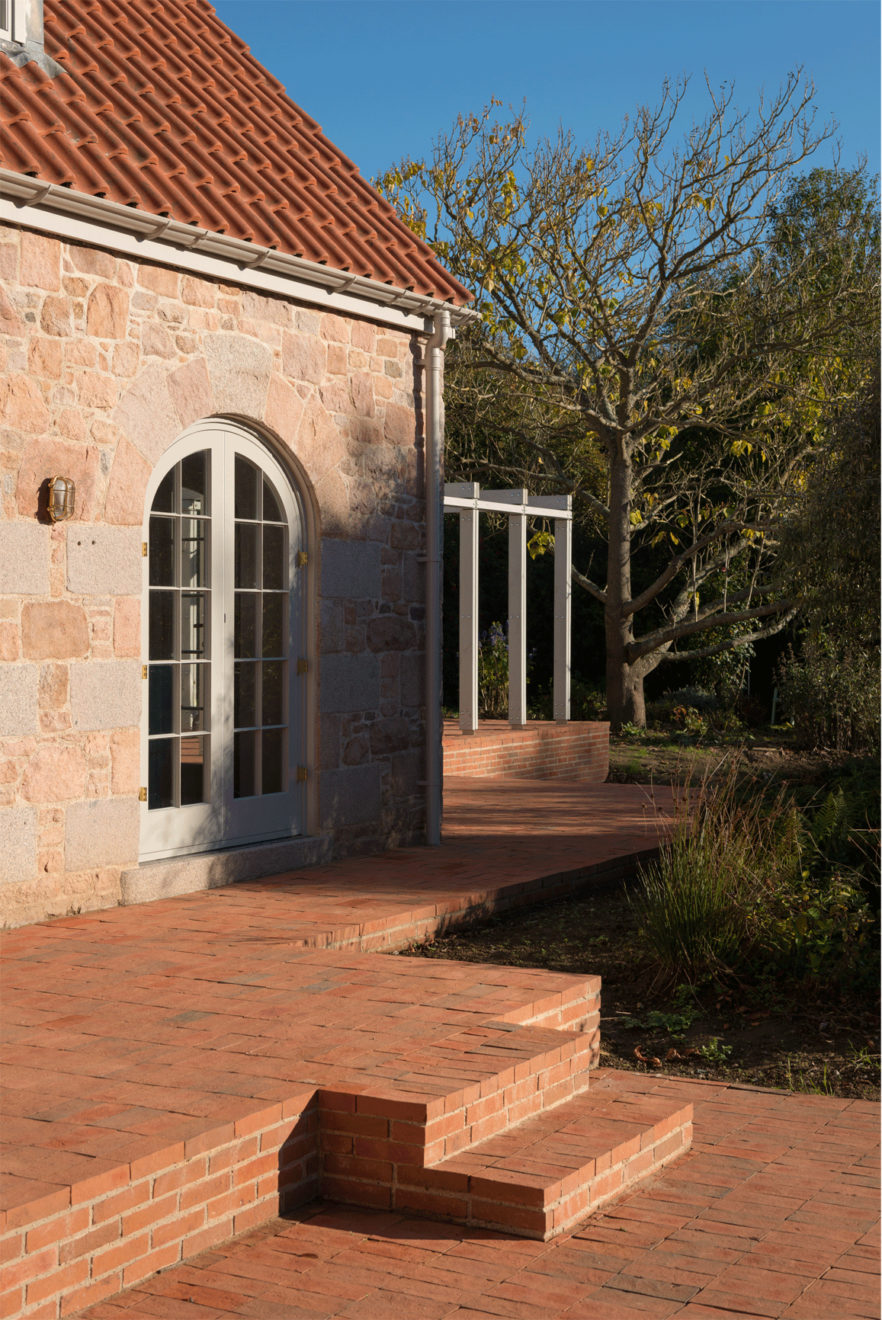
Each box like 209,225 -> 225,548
1,775 -> 878,1319
76,1076 -> 879,1320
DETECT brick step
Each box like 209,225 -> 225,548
2,1019 -> 599,1318
318,1018 -> 599,1211
1,960 -> 601,1319
5,1064 -> 689,1316
396,1071 -> 693,1240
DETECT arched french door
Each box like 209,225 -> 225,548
140,420 -> 305,861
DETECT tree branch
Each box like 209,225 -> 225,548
627,598 -> 794,661
572,564 -> 607,603
657,608 -> 799,661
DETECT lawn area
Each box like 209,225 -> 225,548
411,730 -> 880,1100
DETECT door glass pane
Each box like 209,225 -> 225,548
263,525 -> 285,590
263,478 -> 283,523
262,728 -> 283,795
235,456 -> 259,520
149,517 -> 175,586
149,592 -> 174,660
181,452 -> 208,516
262,661 -> 283,726
153,468 -> 175,513
149,665 -> 174,735
235,594 -> 259,658
262,593 -> 284,658
235,523 -> 259,589
180,736 -> 208,804
181,518 -> 207,588
181,593 -> 207,659
234,730 -> 257,798
235,661 -> 257,727
147,450 -> 211,815
148,739 -> 174,809
180,664 -> 207,732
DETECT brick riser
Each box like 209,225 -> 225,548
417,1084 -> 693,1240
442,721 -> 610,782
318,1021 -> 600,1207
318,1071 -> 693,1243
1,1097 -> 322,1319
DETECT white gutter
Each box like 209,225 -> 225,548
0,169 -> 477,333
424,309 -> 453,846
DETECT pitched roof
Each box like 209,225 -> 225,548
0,0 -> 471,306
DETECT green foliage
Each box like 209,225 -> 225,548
633,763 -> 877,989
477,621 -> 509,718
777,633 -> 880,752
569,680 -> 607,721
784,1058 -> 834,1095
622,997 -> 698,1038
670,705 -> 708,739
698,1037 -> 733,1065
632,773 -> 764,984
775,361 -> 880,752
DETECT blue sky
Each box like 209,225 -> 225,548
214,0 -> 879,183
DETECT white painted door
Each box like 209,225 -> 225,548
140,422 -> 303,860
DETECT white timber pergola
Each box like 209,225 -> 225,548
443,483 -> 573,733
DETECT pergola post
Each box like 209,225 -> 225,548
508,497 -> 528,728
553,504 -> 572,721
458,486 -> 479,734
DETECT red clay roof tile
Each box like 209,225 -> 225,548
1,0 -> 471,306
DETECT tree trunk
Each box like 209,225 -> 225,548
605,439 -> 644,730
606,651 -> 648,729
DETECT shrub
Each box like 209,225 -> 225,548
570,680 -> 608,721
777,632 -> 880,753
649,687 -> 718,720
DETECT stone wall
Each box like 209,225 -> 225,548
0,224 -> 428,927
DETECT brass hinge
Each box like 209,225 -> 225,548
296,765 -> 309,783
296,658 -> 308,675
139,787 -> 147,802
142,542 -> 148,557
295,549 -> 308,568
142,664 -> 148,679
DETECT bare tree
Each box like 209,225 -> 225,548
379,75 -> 877,725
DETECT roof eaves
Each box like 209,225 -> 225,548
0,167 -> 479,328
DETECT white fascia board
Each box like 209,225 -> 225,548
0,169 -> 478,335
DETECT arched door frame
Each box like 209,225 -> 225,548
139,416 -> 311,862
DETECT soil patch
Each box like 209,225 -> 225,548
405,881 -> 879,1099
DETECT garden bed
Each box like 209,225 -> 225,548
412,735 -> 879,1100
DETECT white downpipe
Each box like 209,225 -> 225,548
425,309 -> 453,846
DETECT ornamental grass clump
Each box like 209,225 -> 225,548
632,764 -> 799,986
634,759 -> 876,991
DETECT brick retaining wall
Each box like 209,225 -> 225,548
443,721 -> 609,782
